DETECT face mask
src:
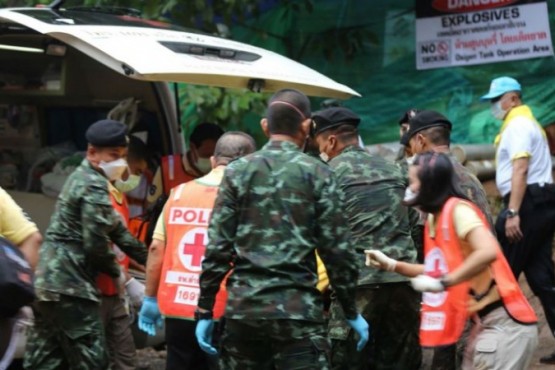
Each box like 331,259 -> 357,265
491,100 -> 508,120
403,187 -> 419,203
99,158 -> 128,181
114,174 -> 141,193
319,152 -> 330,162
406,156 -> 416,165
195,157 -> 212,174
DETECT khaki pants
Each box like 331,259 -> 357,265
463,307 -> 538,370
100,295 -> 136,370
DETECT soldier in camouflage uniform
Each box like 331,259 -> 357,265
24,120 -> 147,370
195,89 -> 369,370
401,110 -> 494,230
312,107 -> 421,370
401,110 -> 495,370
395,109 -> 424,263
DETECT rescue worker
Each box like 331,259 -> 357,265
0,188 -> 42,368
147,122 -> 224,203
366,152 -> 538,370
24,119 -> 148,370
312,107 -> 421,370
400,110 -> 495,370
138,131 -> 257,370
195,89 -> 369,369
480,77 -> 555,364
97,178 -> 144,370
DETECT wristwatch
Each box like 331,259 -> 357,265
505,208 -> 518,218
194,309 -> 213,321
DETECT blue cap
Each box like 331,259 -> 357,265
480,77 -> 521,101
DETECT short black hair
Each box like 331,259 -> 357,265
406,152 -> 469,214
213,131 -> 257,166
190,122 -> 225,147
267,89 -> 310,136
419,125 -> 451,146
128,135 -> 149,162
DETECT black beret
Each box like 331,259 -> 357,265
401,110 -> 452,145
398,108 -> 420,125
311,107 -> 360,136
85,119 -> 128,147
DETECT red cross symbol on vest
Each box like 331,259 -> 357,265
178,227 -> 208,272
183,233 -> 206,267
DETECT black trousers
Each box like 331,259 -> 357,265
165,318 -> 219,370
496,183 -> 555,337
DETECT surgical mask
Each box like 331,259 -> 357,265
99,158 -> 128,181
491,100 -> 508,120
114,174 -> 141,193
319,152 -> 330,162
404,187 -> 419,203
406,156 -> 416,165
195,157 -> 212,174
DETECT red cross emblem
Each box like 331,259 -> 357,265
183,233 -> 206,268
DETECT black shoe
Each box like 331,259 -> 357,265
540,351 -> 555,364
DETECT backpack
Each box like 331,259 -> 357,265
0,237 -> 35,318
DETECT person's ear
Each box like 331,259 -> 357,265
210,156 -> 217,169
260,118 -> 270,138
300,118 -> 312,138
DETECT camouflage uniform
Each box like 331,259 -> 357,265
198,140 -> 359,370
327,145 -> 421,370
448,153 -> 494,230
24,159 -> 147,370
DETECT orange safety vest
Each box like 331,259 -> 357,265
157,176 -> 228,320
420,197 -> 537,347
96,185 -> 131,296
161,155 -> 196,195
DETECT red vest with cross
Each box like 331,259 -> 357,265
157,176 -> 228,320
96,184 -> 131,296
420,197 -> 537,347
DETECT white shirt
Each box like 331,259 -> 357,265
496,112 -> 553,196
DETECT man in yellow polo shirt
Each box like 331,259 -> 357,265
0,187 -> 43,368
139,132 -> 256,370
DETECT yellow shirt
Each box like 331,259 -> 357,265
428,202 -> 496,307
427,202 -> 483,241
0,187 -> 39,244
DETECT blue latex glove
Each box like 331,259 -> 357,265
195,319 -> 218,355
347,314 -> 370,352
138,296 -> 163,336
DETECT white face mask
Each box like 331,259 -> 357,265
114,174 -> 141,193
195,157 -> 212,174
406,156 -> 416,165
319,152 -> 330,162
491,99 -> 508,120
404,187 -> 419,203
99,158 -> 128,181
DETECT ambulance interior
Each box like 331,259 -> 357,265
0,31 -> 175,234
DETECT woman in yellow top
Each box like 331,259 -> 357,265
366,152 -> 537,370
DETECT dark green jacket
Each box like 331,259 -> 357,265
35,159 -> 147,302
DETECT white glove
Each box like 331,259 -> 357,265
410,275 -> 445,292
125,277 -> 145,308
364,250 -> 397,272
